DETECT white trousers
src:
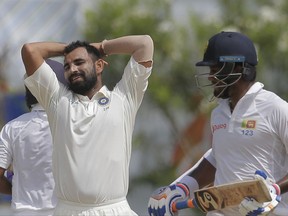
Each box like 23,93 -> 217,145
13,208 -> 54,216
53,198 -> 137,216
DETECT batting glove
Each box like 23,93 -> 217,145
148,183 -> 189,216
239,170 -> 281,216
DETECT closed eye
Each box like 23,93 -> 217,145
64,59 -> 85,71
73,59 -> 85,66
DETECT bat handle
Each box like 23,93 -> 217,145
172,198 -> 196,212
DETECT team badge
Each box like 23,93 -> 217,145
241,120 -> 256,129
98,97 -> 109,106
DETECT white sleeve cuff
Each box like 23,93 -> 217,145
204,148 -> 216,167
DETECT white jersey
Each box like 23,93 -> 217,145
0,104 -> 56,215
24,57 -> 152,205
207,82 -> 288,216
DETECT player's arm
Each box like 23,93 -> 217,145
21,42 -> 66,76
0,167 -> 12,195
187,157 -> 216,188
277,173 -> 288,194
91,35 -> 154,68
171,148 -> 216,188
148,149 -> 216,216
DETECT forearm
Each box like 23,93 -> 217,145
173,148 -> 215,187
22,42 -> 65,58
21,42 -> 66,76
170,150 -> 215,199
95,35 -> 154,63
188,158 -> 216,188
0,175 -> 12,195
277,174 -> 288,194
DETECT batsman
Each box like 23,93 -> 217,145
148,31 -> 288,215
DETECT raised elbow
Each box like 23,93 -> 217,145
21,43 -> 34,60
136,35 -> 154,65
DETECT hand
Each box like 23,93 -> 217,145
239,170 -> 281,216
148,183 -> 189,216
91,40 -> 108,59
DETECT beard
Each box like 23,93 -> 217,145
68,69 -> 97,95
213,86 -> 229,99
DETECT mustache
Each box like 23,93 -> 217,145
69,72 -> 85,82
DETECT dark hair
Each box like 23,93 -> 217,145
25,86 -> 38,110
64,41 -> 101,62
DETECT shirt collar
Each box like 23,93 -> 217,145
245,82 -> 264,95
75,85 -> 110,101
31,103 -> 45,111
218,82 -> 264,106
97,85 -> 110,98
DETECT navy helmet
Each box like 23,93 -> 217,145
196,31 -> 258,67
195,31 -> 258,100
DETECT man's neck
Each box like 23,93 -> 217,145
229,81 -> 255,112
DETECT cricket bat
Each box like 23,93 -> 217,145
172,179 -> 272,213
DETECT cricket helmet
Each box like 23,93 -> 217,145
196,31 -> 258,67
195,31 -> 258,100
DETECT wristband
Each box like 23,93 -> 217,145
176,183 -> 190,197
99,39 -> 108,57
176,176 -> 199,198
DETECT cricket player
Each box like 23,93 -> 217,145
21,35 -> 154,215
148,31 -> 288,216
0,59 -> 66,215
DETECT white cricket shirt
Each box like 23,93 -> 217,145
0,104 -> 56,213
24,57 -> 152,205
207,82 -> 288,215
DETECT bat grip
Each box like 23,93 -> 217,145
172,198 -> 196,212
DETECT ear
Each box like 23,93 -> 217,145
95,59 -> 107,75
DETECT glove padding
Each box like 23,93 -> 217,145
239,170 -> 281,216
148,183 -> 189,216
